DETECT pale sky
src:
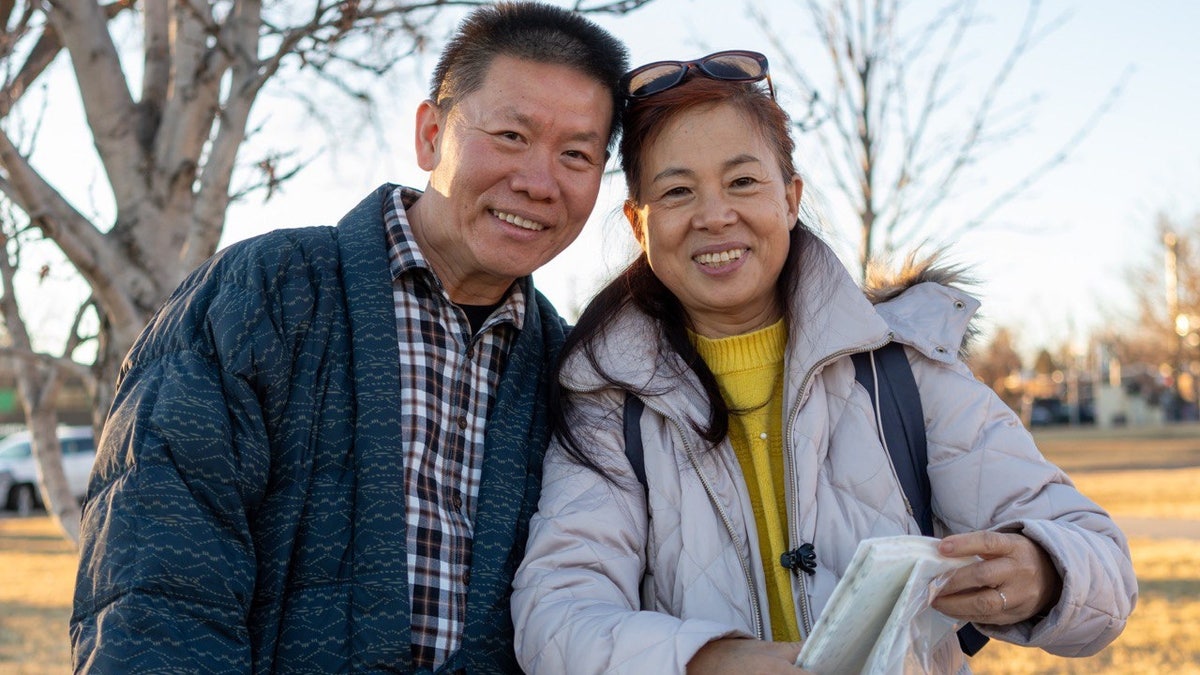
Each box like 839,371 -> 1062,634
24,0 -> 1200,362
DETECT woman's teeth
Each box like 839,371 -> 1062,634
693,249 -> 746,267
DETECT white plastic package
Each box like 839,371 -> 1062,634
795,535 -> 973,674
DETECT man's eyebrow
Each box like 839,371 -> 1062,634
502,108 -> 605,145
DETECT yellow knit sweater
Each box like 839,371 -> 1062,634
690,319 -> 799,642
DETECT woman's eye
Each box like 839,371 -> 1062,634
732,176 -> 758,188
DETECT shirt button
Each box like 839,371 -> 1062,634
462,569 -> 471,586
457,415 -> 468,430
452,494 -> 463,510
759,432 -> 768,441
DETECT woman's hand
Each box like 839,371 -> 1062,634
687,638 -> 809,674
932,530 -> 1062,625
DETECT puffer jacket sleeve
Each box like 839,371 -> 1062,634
70,237 -> 303,673
512,390 -> 744,675
912,351 -> 1137,657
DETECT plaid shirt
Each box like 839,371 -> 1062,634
384,187 -> 524,669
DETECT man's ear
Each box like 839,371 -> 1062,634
786,174 -> 804,228
415,99 -> 444,171
624,200 -> 647,249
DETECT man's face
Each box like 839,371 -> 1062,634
411,55 -> 613,304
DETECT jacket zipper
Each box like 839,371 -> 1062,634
671,416 -> 767,641
783,333 -> 894,637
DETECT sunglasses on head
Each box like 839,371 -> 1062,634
620,50 -> 775,100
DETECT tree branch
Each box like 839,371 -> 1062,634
139,0 -> 169,147
151,0 -> 228,211
940,66 -> 1131,242
187,0 -> 264,270
571,0 -> 657,12
904,0 -> 1068,235
58,297 -> 99,397
884,0 -> 973,248
0,125 -> 144,331
45,0 -> 143,212
0,345 -> 94,385
1,1 -> 133,120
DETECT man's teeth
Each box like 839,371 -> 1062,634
694,249 -> 746,266
492,210 -> 546,231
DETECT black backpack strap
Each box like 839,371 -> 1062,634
853,342 -> 934,534
622,392 -> 656,610
956,622 -> 991,657
623,392 -> 648,499
853,342 -> 990,656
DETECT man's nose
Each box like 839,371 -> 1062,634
510,150 -> 561,202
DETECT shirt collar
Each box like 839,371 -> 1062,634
384,186 -> 527,330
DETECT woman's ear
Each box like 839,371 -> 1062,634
624,200 -> 648,249
786,174 -> 804,229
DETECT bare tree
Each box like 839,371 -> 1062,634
966,325 -> 1023,410
1118,214 -> 1200,417
1,218 -> 96,535
751,0 -> 1126,277
0,0 -> 654,544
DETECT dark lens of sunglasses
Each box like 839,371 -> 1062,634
627,64 -> 685,97
701,53 -> 764,80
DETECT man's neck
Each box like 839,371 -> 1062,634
406,192 -> 515,305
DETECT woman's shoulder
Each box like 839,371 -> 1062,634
560,305 -> 671,392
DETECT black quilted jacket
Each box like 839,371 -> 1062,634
70,184 -> 567,673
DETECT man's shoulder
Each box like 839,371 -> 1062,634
214,225 -> 341,269
165,227 -> 344,310
209,183 -> 397,278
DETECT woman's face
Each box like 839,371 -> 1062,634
628,102 -> 802,338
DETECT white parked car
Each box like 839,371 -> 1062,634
0,426 -> 96,516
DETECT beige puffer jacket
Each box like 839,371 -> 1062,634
512,243 -> 1136,674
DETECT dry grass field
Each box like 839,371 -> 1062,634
1,424 -> 1198,673
0,517 -> 76,673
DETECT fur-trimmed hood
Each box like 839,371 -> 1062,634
864,251 -> 980,359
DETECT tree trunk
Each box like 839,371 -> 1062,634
22,393 -> 81,545
90,298 -> 139,432
0,231 -> 81,544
